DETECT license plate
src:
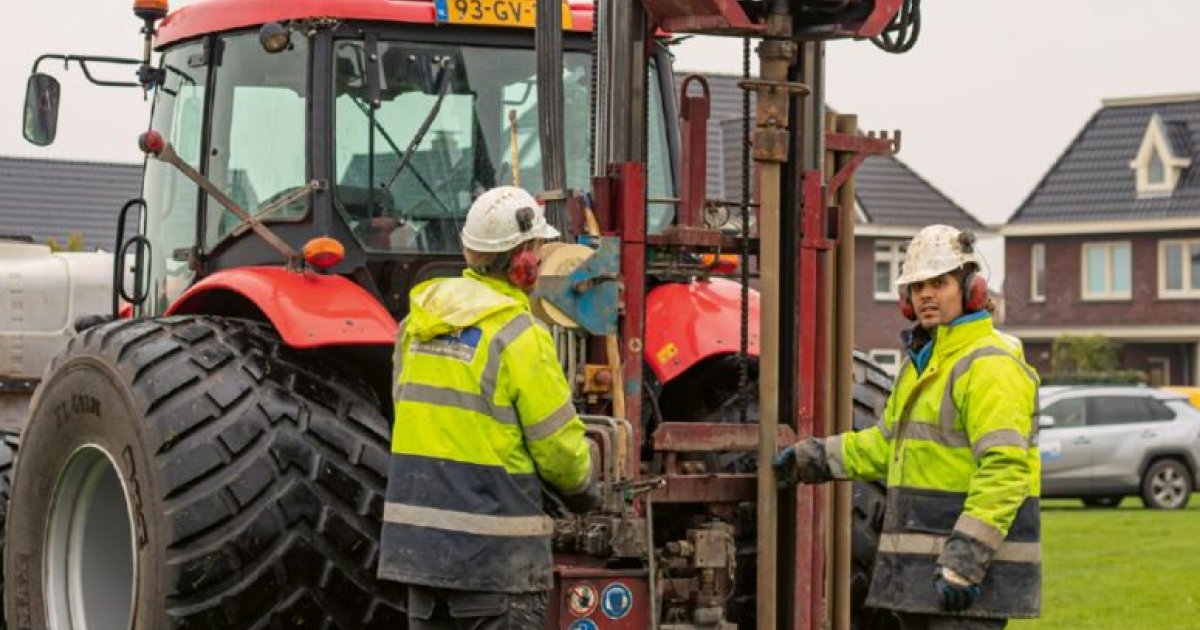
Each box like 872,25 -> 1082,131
434,0 -> 573,29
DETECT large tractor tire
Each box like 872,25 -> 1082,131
847,351 -> 901,630
656,350 -> 899,630
0,429 -> 19,630
5,316 -> 404,629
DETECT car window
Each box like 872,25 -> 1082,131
1144,398 -> 1176,421
1085,395 -> 1156,426
1042,398 -> 1085,428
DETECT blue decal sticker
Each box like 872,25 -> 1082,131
600,582 -> 633,620
441,326 -> 482,348
413,326 -> 483,362
433,0 -> 449,21
568,619 -> 598,630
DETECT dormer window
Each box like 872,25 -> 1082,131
1129,113 -> 1191,197
1148,151 -> 1165,184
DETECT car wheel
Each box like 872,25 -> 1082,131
1081,496 -> 1123,508
1140,459 -> 1193,510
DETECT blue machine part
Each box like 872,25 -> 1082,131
535,237 -> 620,335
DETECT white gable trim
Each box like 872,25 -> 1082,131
1003,217 -> 1200,237
855,224 -> 996,238
1128,113 -> 1191,197
1004,324 -> 1200,343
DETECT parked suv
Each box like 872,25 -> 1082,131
1038,386 -> 1200,509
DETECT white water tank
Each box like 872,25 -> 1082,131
0,241 -> 114,431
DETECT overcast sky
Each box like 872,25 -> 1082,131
3,0 -> 1198,284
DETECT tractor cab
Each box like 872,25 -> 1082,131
25,0 -> 678,322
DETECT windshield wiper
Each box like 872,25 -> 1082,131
348,97 -> 454,217
380,57 -> 456,197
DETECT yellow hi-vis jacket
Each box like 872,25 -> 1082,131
378,270 -> 592,593
826,314 -> 1041,618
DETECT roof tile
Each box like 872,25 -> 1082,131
681,73 -> 981,230
1010,97 -> 1200,224
0,156 -> 142,250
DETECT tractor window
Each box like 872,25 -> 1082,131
203,31 -> 308,249
646,60 -> 674,234
332,39 -> 673,253
141,42 -> 207,314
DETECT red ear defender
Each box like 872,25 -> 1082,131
962,270 -> 988,312
898,286 -> 916,321
507,248 -> 540,290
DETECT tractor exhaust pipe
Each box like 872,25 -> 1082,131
536,0 -> 568,235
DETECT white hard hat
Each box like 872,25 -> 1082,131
460,186 -> 560,253
895,224 -> 984,287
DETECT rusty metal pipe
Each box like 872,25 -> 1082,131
832,113 -> 858,630
753,12 -> 795,630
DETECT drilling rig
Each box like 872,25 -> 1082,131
12,0 -> 919,627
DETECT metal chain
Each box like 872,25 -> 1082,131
738,36 -> 751,424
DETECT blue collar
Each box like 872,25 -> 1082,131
907,311 -> 989,374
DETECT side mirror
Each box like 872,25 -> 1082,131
23,73 -> 61,146
1037,415 -> 1056,429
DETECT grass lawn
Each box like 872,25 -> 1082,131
1008,497 -> 1200,630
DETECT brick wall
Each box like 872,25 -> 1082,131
1005,231 -> 1200,327
854,236 -> 913,361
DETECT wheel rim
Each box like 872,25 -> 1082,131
1151,465 -> 1188,508
46,445 -> 136,630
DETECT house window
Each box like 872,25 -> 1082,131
869,349 -> 901,377
1159,239 -> 1200,298
1081,241 -> 1131,300
1031,243 -> 1045,302
1148,151 -> 1165,185
874,241 -> 907,300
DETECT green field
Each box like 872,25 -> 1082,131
1009,498 -> 1200,630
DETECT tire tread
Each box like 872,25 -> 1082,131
60,316 -> 401,627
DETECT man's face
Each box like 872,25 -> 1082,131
907,272 -> 964,330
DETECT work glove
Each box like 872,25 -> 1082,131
934,566 -> 981,612
560,480 -> 603,514
771,438 -> 832,489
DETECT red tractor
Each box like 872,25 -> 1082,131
12,0 -> 916,627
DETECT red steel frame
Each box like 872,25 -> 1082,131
143,0 -> 909,627
793,130 -> 898,627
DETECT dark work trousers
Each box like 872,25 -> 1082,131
406,585 -> 548,630
897,612 -> 1008,630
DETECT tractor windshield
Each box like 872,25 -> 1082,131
333,39 -> 673,254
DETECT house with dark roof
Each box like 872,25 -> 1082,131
1003,93 -> 1200,386
0,156 -> 142,251
683,73 -> 986,373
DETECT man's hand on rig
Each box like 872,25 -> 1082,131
772,438 -> 833,488
561,480 -> 604,514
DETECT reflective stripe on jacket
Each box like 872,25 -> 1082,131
378,270 -> 592,593
826,314 -> 1041,618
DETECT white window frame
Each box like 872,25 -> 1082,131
1158,238 -> 1200,298
873,240 -> 907,301
868,349 -> 902,377
1030,243 -> 1045,302
1081,241 -> 1132,301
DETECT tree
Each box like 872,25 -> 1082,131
1046,334 -> 1143,385
46,232 -> 86,252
